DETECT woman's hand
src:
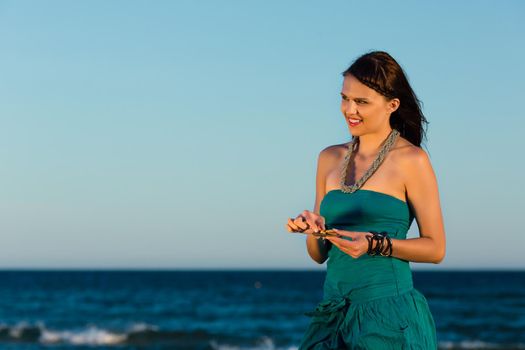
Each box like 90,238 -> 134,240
286,210 -> 326,238
325,229 -> 374,258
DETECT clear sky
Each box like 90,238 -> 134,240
1,0 -> 523,270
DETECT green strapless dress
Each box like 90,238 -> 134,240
298,189 -> 438,350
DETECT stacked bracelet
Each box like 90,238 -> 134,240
366,231 -> 393,256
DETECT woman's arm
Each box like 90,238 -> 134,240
305,146 -> 338,264
389,147 -> 446,264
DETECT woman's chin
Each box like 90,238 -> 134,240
348,128 -> 363,137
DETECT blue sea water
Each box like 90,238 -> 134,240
0,270 -> 523,350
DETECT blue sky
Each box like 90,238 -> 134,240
0,0 -> 523,270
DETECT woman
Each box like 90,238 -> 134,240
286,51 -> 445,349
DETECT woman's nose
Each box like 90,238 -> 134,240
343,100 -> 357,116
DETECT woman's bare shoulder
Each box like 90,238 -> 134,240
393,136 -> 427,160
319,142 -> 348,161
393,137 -> 433,180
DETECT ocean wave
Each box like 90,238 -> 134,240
0,322 -> 299,349
3,321 -> 523,350
0,321 -> 210,347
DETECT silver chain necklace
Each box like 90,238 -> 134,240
339,128 -> 400,193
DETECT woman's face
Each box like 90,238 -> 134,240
340,74 -> 399,137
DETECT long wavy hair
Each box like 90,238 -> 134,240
341,50 -> 428,148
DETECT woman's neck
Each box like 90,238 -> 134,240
355,128 -> 394,157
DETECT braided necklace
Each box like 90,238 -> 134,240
340,128 -> 400,193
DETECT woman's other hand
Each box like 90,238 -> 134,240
286,210 -> 326,238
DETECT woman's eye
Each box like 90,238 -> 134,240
340,96 -> 366,104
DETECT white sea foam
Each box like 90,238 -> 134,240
39,321 -> 160,345
40,325 -> 127,345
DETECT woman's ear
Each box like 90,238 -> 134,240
388,98 -> 400,113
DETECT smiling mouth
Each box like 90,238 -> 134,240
348,118 -> 362,126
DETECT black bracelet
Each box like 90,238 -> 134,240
379,232 -> 391,256
373,232 -> 385,255
367,231 -> 379,255
376,233 -> 386,255
366,234 -> 375,255
367,231 -> 393,257
380,235 -> 393,256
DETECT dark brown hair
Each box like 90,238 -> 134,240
341,50 -> 429,148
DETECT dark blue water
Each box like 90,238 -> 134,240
0,270 -> 523,350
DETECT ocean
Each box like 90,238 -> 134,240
0,270 -> 523,350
